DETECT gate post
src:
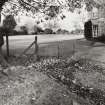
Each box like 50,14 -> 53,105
6,34 -> 9,57
34,36 -> 39,61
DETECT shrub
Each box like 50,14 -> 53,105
20,26 -> 28,35
43,28 -> 53,34
70,29 -> 84,35
3,15 -> 17,33
33,26 -> 44,34
56,29 -> 70,34
94,34 -> 105,43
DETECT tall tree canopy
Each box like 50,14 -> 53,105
0,0 -> 103,36
0,0 -> 103,19
3,15 -> 16,31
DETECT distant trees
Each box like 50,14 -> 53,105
2,15 -> 17,34
44,28 -> 53,34
12,25 -> 28,35
56,29 -> 70,34
1,0 -> 101,24
0,14 -> 17,64
0,0 -> 101,36
0,15 -> 17,45
20,26 -> 28,35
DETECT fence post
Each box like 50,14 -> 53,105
57,42 -> 60,59
6,34 -> 9,57
73,40 -> 75,55
34,36 -> 39,61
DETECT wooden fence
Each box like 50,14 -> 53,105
3,35 -> 82,60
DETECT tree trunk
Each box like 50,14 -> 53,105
6,34 -> 9,57
0,12 -> 10,67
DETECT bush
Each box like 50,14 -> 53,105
33,26 -> 44,35
43,28 -> 53,34
11,30 -> 19,35
20,26 -> 28,35
56,29 -> 70,34
11,26 -> 28,35
70,29 -> 84,35
94,34 -> 105,43
3,15 -> 17,33
12,30 -> 28,35
36,27 -> 44,34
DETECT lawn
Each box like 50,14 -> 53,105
1,35 -> 105,105
0,56 -> 88,105
0,66 -> 75,105
0,55 -> 105,105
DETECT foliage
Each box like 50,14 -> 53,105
32,25 -> 44,34
0,0 -> 102,37
0,0 -> 102,20
93,34 -> 105,43
12,29 -> 28,35
0,0 -> 8,10
70,29 -> 84,35
45,5 -> 60,18
12,25 -> 44,35
43,28 -> 53,34
20,26 -> 28,35
56,29 -> 70,34
0,27 -> 4,46
3,15 -> 17,33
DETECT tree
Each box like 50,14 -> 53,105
1,0 -> 102,20
44,28 -> 53,34
3,15 -> 17,33
2,14 -> 16,57
20,26 -> 28,35
0,1 -> 9,67
0,14 -> 17,67
0,0 -> 101,45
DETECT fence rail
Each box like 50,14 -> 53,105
2,35 -> 84,60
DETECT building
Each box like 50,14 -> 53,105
90,0 -> 105,37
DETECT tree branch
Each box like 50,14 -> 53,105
18,0 -> 49,13
8,1 -> 22,9
0,0 -> 8,10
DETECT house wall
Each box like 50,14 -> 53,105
90,6 -> 105,36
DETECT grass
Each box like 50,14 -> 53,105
0,64 -> 76,105
25,56 -> 105,105
1,36 -> 105,105
1,55 -> 105,105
